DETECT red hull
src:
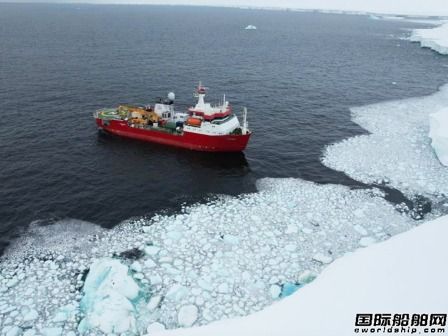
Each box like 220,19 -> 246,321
96,119 -> 251,152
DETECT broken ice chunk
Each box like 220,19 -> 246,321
269,284 -> 281,299
312,253 -> 333,264
280,282 -> 302,298
149,274 -> 163,285
144,246 -> 160,256
147,295 -> 162,312
5,327 -> 22,336
359,236 -> 377,247
353,224 -> 368,236
178,305 -> 199,327
130,261 -> 143,273
223,234 -> 239,245
78,258 -> 141,334
198,278 -> 213,292
144,258 -> 157,268
298,270 -> 317,284
147,322 -> 166,334
285,225 -> 299,234
166,284 -> 188,301
217,283 -> 231,294
22,309 -> 39,321
353,209 -> 365,218
41,328 -> 63,336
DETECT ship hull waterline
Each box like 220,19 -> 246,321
96,119 -> 251,152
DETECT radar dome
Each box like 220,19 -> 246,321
167,92 -> 175,101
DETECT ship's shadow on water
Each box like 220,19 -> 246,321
96,131 -> 252,175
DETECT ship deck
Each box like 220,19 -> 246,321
96,108 -> 125,120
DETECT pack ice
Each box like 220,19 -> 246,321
429,108 -> 448,166
158,214 -> 448,336
410,22 -> 448,55
0,179 -> 416,335
323,84 -> 448,198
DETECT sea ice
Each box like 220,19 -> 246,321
145,246 -> 161,256
429,108 -> 448,166
297,270 -> 316,284
178,305 -> 199,327
146,322 -> 166,334
5,327 -> 22,336
410,22 -> 448,55
22,309 -> 39,321
131,261 -> 143,273
280,283 -> 301,298
2,219 -> 105,260
147,295 -> 162,312
157,215 -> 448,336
41,327 -> 62,336
312,253 -> 333,264
77,258 -> 141,334
323,84 -> 448,198
359,236 -> 377,247
269,285 -> 281,299
0,178 -> 418,335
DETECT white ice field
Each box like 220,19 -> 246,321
323,84 -> 448,198
411,22 -> 448,55
0,180 -> 418,336
158,214 -> 448,336
1,20 -> 448,336
429,108 -> 448,166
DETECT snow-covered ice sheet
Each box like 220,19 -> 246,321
429,108 -> 448,166
323,84 -> 448,198
158,214 -> 448,336
0,179 -> 416,335
410,22 -> 448,55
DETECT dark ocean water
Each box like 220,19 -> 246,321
1,4 -> 447,252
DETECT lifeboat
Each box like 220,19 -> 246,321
186,117 -> 202,127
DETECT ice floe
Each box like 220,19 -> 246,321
0,179 -> 417,335
177,305 -> 199,328
146,321 -> 166,334
157,214 -> 448,336
323,84 -> 448,198
410,22 -> 448,55
429,108 -> 448,166
77,258 -> 142,334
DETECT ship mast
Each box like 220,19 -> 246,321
196,81 -> 206,108
242,107 -> 248,135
